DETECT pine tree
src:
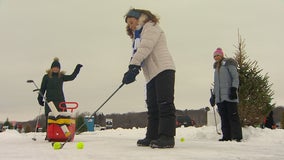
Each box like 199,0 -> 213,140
234,33 -> 275,126
76,114 -> 87,133
3,118 -> 12,129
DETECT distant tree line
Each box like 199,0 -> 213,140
2,106 -> 284,133
84,108 -> 209,129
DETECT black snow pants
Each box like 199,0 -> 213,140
217,101 -> 243,140
145,70 -> 176,140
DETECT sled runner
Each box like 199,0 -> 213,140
47,102 -> 78,142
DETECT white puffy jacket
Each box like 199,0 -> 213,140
130,21 -> 175,83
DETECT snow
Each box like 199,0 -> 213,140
0,126 -> 283,160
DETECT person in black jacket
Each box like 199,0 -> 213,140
264,111 -> 276,129
37,57 -> 82,135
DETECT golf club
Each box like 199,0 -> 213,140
58,83 -> 124,149
27,80 -> 44,140
210,89 -> 221,135
32,106 -> 42,141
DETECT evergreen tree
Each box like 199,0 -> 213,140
76,114 -> 87,133
3,118 -> 12,129
234,33 -> 275,126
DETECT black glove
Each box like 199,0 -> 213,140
229,87 -> 238,100
122,65 -> 141,84
75,64 -> 83,71
37,96 -> 44,106
74,64 -> 83,74
209,95 -> 215,107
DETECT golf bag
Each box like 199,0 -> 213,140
46,101 -> 78,142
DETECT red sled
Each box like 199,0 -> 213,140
47,102 -> 78,142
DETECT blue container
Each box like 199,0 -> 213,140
84,116 -> 94,132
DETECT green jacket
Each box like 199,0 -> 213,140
38,65 -> 81,114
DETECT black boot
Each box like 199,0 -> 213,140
137,138 -> 152,146
150,135 -> 175,148
232,138 -> 242,142
218,138 -> 231,141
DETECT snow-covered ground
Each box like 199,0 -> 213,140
0,126 -> 283,160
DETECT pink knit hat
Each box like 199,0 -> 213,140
213,48 -> 224,57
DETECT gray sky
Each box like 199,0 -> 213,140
1,0 -> 283,122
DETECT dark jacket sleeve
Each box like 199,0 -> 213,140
62,65 -> 81,81
38,75 -> 48,99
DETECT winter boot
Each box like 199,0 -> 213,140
218,138 -> 231,141
232,138 -> 242,142
150,135 -> 175,148
137,138 -> 152,146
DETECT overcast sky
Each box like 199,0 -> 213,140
1,0 -> 283,122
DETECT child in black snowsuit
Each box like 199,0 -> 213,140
264,111 -> 276,129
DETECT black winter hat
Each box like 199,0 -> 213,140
51,57 -> 61,69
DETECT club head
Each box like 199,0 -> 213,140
27,80 -> 34,83
59,143 -> 64,149
205,106 -> 210,111
33,89 -> 40,92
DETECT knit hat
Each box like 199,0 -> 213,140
51,57 -> 61,69
125,9 -> 141,22
213,48 -> 224,57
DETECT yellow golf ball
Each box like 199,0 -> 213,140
76,142 -> 84,149
53,142 -> 61,150
180,137 -> 185,142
